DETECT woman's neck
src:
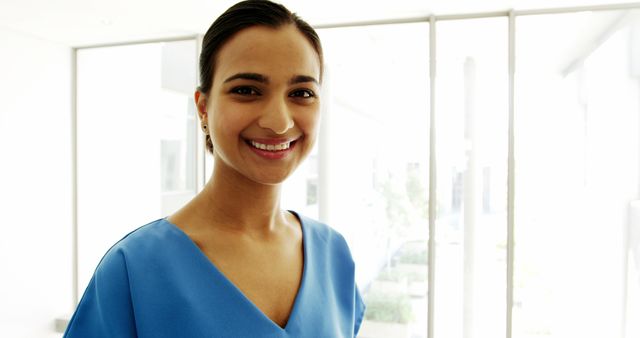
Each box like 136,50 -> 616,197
192,159 -> 288,236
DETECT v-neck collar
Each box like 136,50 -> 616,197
162,211 -> 309,334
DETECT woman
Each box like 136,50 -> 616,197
63,1 -> 365,337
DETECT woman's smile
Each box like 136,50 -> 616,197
244,136 -> 300,160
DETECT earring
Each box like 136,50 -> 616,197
201,123 -> 209,135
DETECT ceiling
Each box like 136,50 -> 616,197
0,0 -> 638,47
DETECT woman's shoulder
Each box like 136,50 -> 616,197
109,218 -> 175,249
294,212 -> 342,242
97,218 -> 185,268
294,212 -> 355,262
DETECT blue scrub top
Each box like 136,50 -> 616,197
64,212 -> 365,338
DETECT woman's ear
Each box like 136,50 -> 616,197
195,90 -> 208,121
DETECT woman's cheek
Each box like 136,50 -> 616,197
303,108 -> 321,135
213,107 -> 244,136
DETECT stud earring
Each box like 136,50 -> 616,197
201,123 -> 209,135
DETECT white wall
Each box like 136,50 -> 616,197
0,27 -> 72,338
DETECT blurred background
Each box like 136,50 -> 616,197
1,0 -> 640,337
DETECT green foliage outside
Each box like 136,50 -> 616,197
364,240 -> 428,324
405,164 -> 429,220
393,240 -> 428,265
364,290 -> 413,324
365,163 -> 430,325
394,247 -> 428,265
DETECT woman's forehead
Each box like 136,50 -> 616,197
213,25 -> 321,84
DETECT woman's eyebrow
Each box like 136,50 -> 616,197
224,73 -> 269,84
289,75 -> 319,85
223,73 -> 318,85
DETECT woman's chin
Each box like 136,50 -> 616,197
247,170 -> 293,186
213,152 -> 300,186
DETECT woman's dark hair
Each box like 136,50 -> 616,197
199,0 -> 323,153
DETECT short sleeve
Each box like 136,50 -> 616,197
64,248 -> 137,338
354,285 -> 366,336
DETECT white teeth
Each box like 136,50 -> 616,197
250,140 -> 291,152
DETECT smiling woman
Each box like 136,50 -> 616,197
201,24 -> 322,185
63,1 -> 365,337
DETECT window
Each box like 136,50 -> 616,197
319,23 -> 431,337
434,17 -> 508,338
76,40 -> 198,294
515,10 -> 640,338
313,7 -> 640,338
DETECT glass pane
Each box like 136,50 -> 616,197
318,23 -> 430,338
515,10 -> 640,338
281,144 -> 320,219
435,17 -> 509,338
77,40 -> 198,294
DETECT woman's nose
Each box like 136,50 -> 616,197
258,97 -> 294,135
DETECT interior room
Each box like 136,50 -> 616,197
1,0 -> 639,337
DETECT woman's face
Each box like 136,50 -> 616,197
198,24 -> 321,185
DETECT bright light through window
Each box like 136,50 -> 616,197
76,41 -> 198,294
434,17 -> 508,338
319,23 -> 431,338
515,9 -> 640,338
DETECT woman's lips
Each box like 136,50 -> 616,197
244,137 -> 299,159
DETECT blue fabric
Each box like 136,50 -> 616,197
64,212 -> 365,338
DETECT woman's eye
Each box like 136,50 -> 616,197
231,87 -> 260,96
289,89 -> 315,98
